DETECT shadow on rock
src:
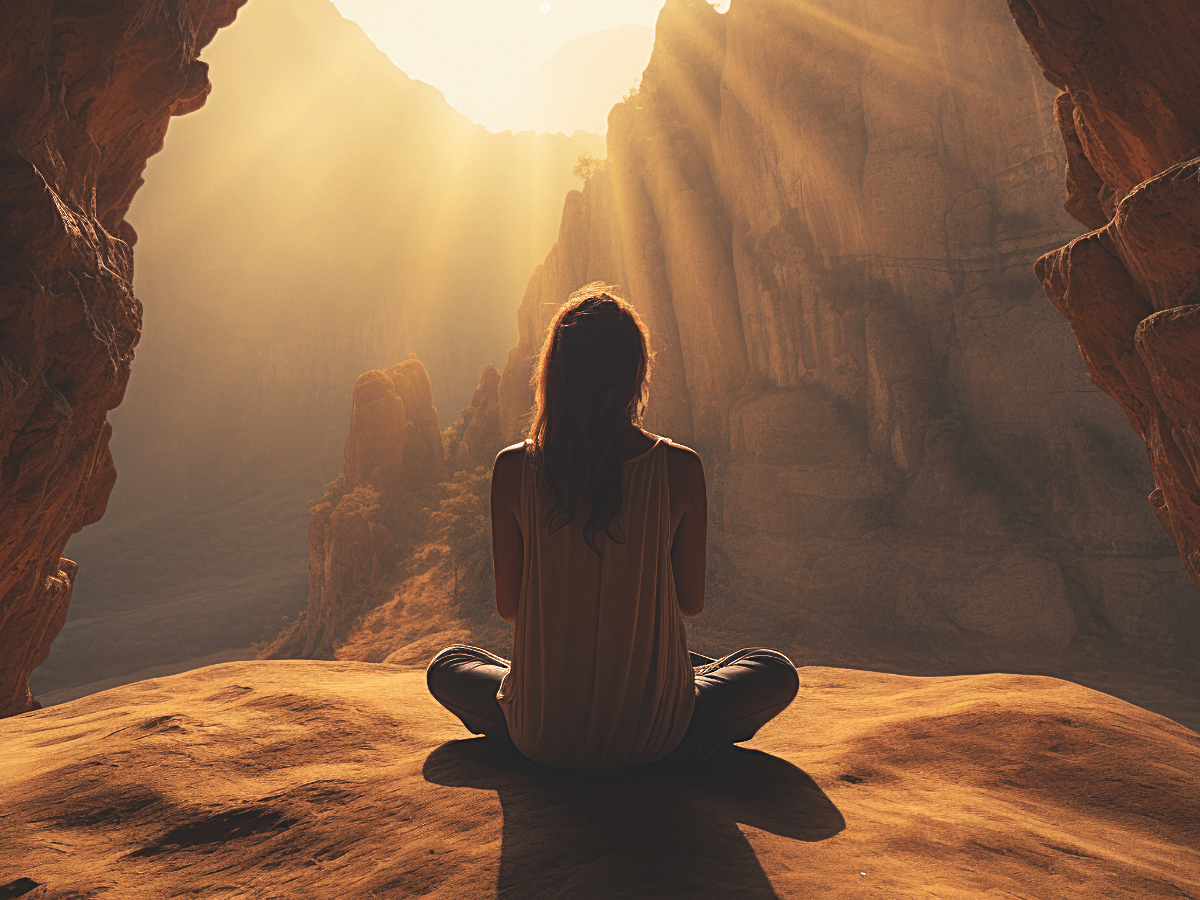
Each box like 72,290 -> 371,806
423,738 -> 844,898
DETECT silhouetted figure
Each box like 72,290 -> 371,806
428,284 -> 799,771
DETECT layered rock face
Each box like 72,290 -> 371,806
1005,4 -> 1200,599
494,0 -> 1199,664
0,0 -> 244,717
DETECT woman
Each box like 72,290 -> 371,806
427,284 -> 798,771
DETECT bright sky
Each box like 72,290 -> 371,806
330,0 -> 673,132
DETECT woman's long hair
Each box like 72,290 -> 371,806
528,284 -> 653,554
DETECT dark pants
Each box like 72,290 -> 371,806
425,645 -> 800,757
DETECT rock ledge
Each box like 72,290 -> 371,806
1,662 -> 1197,898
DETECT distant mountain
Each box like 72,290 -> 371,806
37,0 -> 602,696
514,25 -> 655,134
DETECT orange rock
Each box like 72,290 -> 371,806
0,0 -> 246,717
1009,0 -> 1200,596
0,661 -> 1196,897
446,364 -> 506,474
266,358 -> 445,660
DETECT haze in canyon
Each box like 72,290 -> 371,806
266,0 -> 1200,706
30,0 -> 603,699
328,0 -> 667,133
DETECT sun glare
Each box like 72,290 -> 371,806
330,0 -> 666,133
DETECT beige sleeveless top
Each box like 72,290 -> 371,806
496,437 -> 696,770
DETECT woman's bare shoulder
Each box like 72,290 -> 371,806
495,441 -> 527,466
662,439 -> 705,497
492,442 -> 526,495
659,439 -> 705,522
662,438 -> 703,469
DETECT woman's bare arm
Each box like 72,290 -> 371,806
668,445 -> 707,617
491,443 -> 525,625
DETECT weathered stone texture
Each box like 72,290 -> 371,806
3,663 -> 1198,897
445,364 -> 505,474
1007,1 -> 1200,605
0,0 -> 245,717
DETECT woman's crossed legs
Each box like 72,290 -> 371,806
425,645 -> 799,756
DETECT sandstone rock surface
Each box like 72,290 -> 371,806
490,0 -> 1199,665
1,661 -> 1197,898
1006,1 -> 1200,599
0,0 -> 245,717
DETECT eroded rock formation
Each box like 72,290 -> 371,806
444,364 -> 505,474
266,358 -> 511,662
268,358 -> 446,659
493,0 -> 1199,664
0,0 -> 245,717
1005,2 -> 1200,599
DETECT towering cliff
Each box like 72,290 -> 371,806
1004,3 -> 1200,602
493,0 -> 1199,665
275,0 -> 1199,672
0,0 -> 246,717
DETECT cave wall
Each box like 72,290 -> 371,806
1004,2 -> 1200,606
496,0 -> 1199,665
0,0 -> 245,717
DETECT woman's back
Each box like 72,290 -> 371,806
495,436 -> 696,770
426,285 -> 796,772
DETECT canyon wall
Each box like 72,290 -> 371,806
0,0 -> 246,717
493,0 -> 1199,666
278,0 -> 1200,673
1004,4 -> 1200,601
